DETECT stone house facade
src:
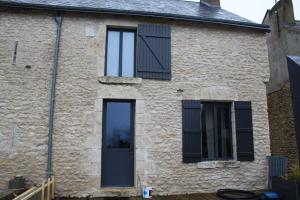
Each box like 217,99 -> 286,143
0,0 -> 271,197
263,0 -> 300,172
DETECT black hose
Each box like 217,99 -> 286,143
217,189 -> 261,200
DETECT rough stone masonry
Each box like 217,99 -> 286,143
0,8 -> 270,197
263,0 -> 300,172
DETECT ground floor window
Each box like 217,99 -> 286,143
201,102 -> 233,161
182,101 -> 233,162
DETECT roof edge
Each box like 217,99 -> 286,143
0,1 -> 270,32
287,56 -> 300,66
262,9 -> 271,24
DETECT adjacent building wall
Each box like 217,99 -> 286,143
268,82 -> 299,170
263,0 -> 300,171
0,8 -> 270,197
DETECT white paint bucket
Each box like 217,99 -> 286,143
143,186 -> 153,198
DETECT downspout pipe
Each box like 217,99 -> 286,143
47,13 -> 63,179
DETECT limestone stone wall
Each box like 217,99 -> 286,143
0,8 -> 55,192
0,9 -> 270,198
268,82 -> 299,172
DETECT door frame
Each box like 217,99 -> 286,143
101,99 -> 135,188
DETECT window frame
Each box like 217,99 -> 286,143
104,27 -> 137,77
201,102 -> 233,161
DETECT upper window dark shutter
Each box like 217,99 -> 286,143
234,101 -> 255,162
182,100 -> 202,163
136,24 -> 171,80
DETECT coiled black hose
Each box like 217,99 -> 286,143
217,189 -> 261,200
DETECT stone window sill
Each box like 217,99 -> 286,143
197,160 -> 240,169
98,76 -> 142,85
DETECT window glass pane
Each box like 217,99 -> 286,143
217,104 -> 232,159
106,31 -> 120,76
105,102 -> 132,148
202,103 -> 232,161
202,103 -> 215,160
122,32 -> 135,77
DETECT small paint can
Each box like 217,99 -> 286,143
143,186 -> 153,198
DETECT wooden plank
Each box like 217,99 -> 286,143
51,177 -> 54,199
47,178 -> 50,200
17,187 -> 41,200
41,181 -> 45,200
13,187 -> 36,200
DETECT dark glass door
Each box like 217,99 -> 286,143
101,100 -> 134,187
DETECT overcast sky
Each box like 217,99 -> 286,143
189,0 -> 300,23
221,0 -> 300,23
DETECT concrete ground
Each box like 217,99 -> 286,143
59,193 -> 222,200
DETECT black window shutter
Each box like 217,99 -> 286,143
287,57 -> 300,164
182,100 -> 202,163
234,101 -> 255,162
136,24 -> 171,80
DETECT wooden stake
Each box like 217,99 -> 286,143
47,178 -> 50,200
41,181 -> 45,200
51,177 -> 55,199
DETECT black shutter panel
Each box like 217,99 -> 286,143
182,100 -> 202,163
235,101 -> 255,161
136,24 -> 171,80
287,56 -> 300,164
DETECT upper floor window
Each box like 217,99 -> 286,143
104,24 -> 171,80
105,28 -> 136,77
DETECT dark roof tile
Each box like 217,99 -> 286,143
0,0 -> 269,31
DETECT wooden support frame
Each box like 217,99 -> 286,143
13,177 -> 55,200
